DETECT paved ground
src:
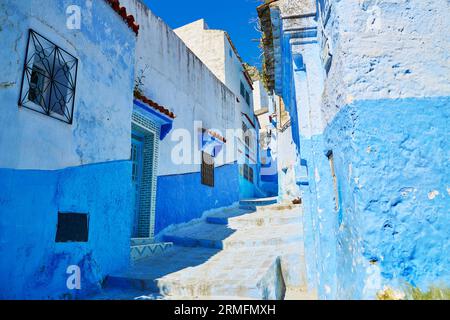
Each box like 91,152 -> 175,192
96,198 -> 317,300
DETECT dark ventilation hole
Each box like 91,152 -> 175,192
55,212 -> 89,243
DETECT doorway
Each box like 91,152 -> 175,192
130,122 -> 159,239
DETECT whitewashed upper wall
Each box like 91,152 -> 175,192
253,80 -> 270,112
122,0 -> 238,176
175,19 -> 227,84
322,0 -> 450,125
0,0 -> 136,170
175,19 -> 254,119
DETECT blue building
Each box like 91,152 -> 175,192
123,0 -> 265,241
0,0 -> 140,299
259,0 -> 450,299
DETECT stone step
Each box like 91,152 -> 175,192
162,222 -> 303,250
206,207 -> 301,228
104,246 -> 221,292
98,199 -> 310,300
239,197 -> 278,209
103,245 -> 287,299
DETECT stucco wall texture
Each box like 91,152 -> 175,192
267,0 -> 450,299
0,0 -> 136,299
0,0 -> 136,170
319,0 -> 450,298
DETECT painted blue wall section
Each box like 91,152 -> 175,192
323,96 -> 450,299
155,162 -> 240,235
298,134 -> 338,299
0,161 -> 133,299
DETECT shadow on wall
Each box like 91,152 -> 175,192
154,162 -> 240,235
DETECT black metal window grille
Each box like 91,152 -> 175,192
201,151 -> 215,187
243,164 -> 254,183
19,30 -> 78,124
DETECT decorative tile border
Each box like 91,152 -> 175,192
130,242 -> 174,262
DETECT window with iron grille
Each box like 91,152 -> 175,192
201,151 -> 214,187
243,164 -> 254,183
19,30 -> 78,124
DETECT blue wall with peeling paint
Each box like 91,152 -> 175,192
324,97 -> 450,298
0,161 -> 133,299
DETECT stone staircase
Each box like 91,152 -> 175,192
97,198 -> 315,300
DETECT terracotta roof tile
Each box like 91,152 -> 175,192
134,91 -> 176,119
105,0 -> 139,35
204,128 -> 227,143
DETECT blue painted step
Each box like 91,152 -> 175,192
239,197 -> 277,209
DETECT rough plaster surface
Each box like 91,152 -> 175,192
0,0 -> 135,170
325,97 -> 450,298
265,0 -> 450,299
0,161 -> 133,299
322,0 -> 450,126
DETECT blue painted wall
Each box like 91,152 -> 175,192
0,161 -> 133,299
323,97 -> 450,298
155,162 -> 240,235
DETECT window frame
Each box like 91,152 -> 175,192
18,29 -> 79,124
201,151 -> 215,187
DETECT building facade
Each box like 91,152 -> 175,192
122,0 -> 244,241
174,19 -> 264,199
259,0 -> 450,299
0,0 -> 137,299
250,69 -> 279,197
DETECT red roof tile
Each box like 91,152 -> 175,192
134,91 -> 176,119
203,128 -> 227,144
105,0 -> 139,35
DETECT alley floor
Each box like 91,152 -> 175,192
95,198 -> 316,300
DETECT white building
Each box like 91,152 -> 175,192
122,0 -> 245,252
175,19 -> 263,198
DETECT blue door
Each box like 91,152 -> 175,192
131,133 -> 144,238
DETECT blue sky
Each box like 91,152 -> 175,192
143,0 -> 263,69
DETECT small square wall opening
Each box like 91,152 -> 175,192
55,212 -> 89,243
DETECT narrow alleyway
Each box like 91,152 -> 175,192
96,198 -> 316,300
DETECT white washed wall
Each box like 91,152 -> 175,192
122,0 -> 239,176
0,0 -> 136,170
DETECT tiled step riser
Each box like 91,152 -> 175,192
131,242 -> 174,262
